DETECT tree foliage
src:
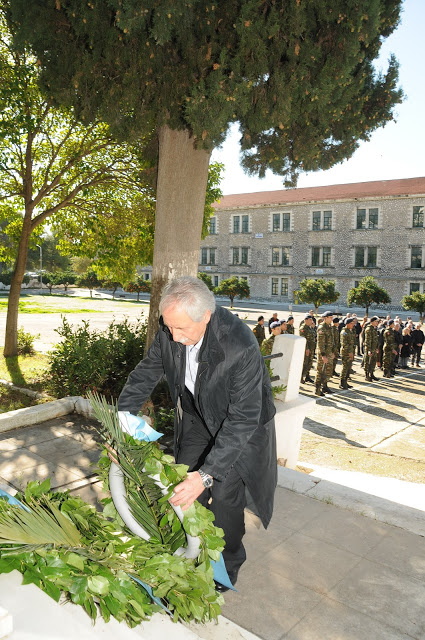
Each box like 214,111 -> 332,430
9,0 -> 403,346
347,275 -> 390,314
294,278 -> 340,313
0,9 -> 154,355
9,0 -> 403,187
402,291 -> 425,322
197,272 -> 214,291
214,276 -> 250,308
125,276 -> 151,302
76,269 -> 101,298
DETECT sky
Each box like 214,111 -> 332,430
210,0 -> 425,195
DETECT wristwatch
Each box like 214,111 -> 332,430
198,469 -> 214,488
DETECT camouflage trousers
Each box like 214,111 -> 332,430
302,350 -> 314,378
315,356 -> 333,386
340,354 -> 354,379
364,352 -> 378,376
332,351 -> 339,373
382,349 -> 395,374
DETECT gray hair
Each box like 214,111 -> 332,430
159,276 -> 216,322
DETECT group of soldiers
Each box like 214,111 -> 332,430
252,309 -> 423,398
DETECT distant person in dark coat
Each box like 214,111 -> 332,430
252,315 -> 266,346
411,323 -> 424,367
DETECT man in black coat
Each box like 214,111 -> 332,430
118,276 -> 277,590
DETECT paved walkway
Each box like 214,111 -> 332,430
0,408 -> 425,639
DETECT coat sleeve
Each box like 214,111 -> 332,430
117,330 -> 166,414
200,344 -> 267,481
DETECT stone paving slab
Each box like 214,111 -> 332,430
222,486 -> 425,640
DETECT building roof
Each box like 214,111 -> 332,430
213,176 -> 425,210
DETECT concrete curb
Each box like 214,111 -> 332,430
277,466 -> 425,537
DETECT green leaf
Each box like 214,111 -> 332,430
87,575 -> 110,596
65,552 -> 85,571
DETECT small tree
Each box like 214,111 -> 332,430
197,272 -> 214,291
125,277 -> 151,302
347,276 -> 390,315
76,270 -> 101,298
214,277 -> 250,309
294,279 -> 340,314
402,291 -> 425,322
101,279 -> 122,300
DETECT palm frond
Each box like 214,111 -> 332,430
0,499 -> 82,547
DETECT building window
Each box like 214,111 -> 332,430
356,207 -> 379,229
311,246 -> 332,267
232,247 -> 249,265
410,283 -> 421,294
232,214 -> 249,233
354,246 -> 378,268
200,248 -> 216,265
209,216 -> 217,234
322,247 -> 331,266
411,246 -> 423,269
271,247 -> 290,266
271,277 -> 289,297
413,206 -> 424,228
312,210 -> 332,230
272,211 -> 291,232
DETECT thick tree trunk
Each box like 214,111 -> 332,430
3,218 -> 32,357
146,126 -> 211,349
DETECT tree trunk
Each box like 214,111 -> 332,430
146,126 -> 211,350
3,218 -> 32,357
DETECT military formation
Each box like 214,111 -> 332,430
253,309 -> 424,397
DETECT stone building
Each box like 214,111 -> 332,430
199,176 -> 425,307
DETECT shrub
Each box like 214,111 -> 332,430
47,316 -> 147,399
17,327 -> 40,355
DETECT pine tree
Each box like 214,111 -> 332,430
8,0 -> 403,340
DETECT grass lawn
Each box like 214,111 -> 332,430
0,349 -> 50,391
0,383 -> 48,413
0,294 -> 148,314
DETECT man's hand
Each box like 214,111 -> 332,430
169,472 -> 205,511
105,442 -> 119,465
305,348 -> 310,356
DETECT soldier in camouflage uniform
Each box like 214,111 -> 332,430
300,314 -> 316,383
339,317 -> 356,389
383,320 -> 398,377
315,311 -> 335,396
252,315 -> 266,347
364,316 -> 380,381
286,316 -> 295,334
331,316 -> 340,378
261,321 -> 281,356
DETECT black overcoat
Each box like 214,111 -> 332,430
118,305 -> 277,527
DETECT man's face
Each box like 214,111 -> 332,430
162,305 -> 211,346
325,316 -> 333,325
259,318 -> 264,325
305,317 -> 313,326
280,322 -> 287,331
272,325 -> 281,336
371,320 -> 379,327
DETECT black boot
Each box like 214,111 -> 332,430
322,384 -> 333,394
371,373 -> 380,381
332,371 -> 340,377
339,378 -> 348,389
315,384 -> 324,397
305,374 -> 314,383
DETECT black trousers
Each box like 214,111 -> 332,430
175,408 -> 247,574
